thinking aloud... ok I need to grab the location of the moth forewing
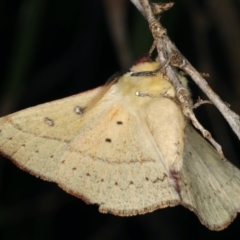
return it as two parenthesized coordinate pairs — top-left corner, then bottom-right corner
(0, 87), (102, 180)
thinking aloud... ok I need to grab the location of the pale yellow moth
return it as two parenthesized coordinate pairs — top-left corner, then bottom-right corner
(0, 56), (240, 231)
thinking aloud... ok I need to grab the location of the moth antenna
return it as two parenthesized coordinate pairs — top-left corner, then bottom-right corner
(130, 70), (157, 77)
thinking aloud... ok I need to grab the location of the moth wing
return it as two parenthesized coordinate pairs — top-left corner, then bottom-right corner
(0, 85), (180, 216)
(180, 123), (240, 230)
(56, 87), (181, 215)
(0, 86), (102, 180)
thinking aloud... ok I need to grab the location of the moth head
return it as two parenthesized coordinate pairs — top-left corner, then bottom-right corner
(118, 57), (176, 101)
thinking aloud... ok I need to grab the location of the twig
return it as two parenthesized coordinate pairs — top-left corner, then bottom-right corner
(130, 0), (240, 142)
(192, 98), (212, 109)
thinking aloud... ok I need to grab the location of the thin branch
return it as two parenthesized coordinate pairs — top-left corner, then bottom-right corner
(130, 0), (145, 15)
(130, 0), (240, 141)
(192, 98), (212, 109)
(183, 61), (240, 139)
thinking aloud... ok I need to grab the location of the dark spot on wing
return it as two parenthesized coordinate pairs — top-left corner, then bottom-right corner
(74, 106), (84, 115)
(145, 177), (149, 181)
(174, 141), (180, 146)
(44, 117), (54, 126)
(115, 182), (118, 185)
(35, 150), (39, 153)
(105, 138), (112, 143)
(72, 167), (77, 170)
(116, 121), (123, 125)
(86, 173), (90, 176)
(61, 160), (65, 164)
(153, 177), (161, 183)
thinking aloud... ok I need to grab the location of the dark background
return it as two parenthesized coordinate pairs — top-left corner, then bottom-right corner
(1, 0), (240, 239)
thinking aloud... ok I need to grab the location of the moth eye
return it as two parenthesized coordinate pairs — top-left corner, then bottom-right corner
(44, 117), (54, 126)
(74, 106), (84, 115)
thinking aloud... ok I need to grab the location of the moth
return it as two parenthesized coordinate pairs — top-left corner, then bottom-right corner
(0, 57), (240, 231)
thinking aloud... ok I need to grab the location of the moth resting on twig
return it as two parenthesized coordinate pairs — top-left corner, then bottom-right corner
(0, 57), (240, 231)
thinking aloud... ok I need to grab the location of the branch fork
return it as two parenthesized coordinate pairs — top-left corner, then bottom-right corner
(130, 0), (240, 159)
